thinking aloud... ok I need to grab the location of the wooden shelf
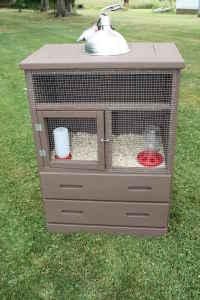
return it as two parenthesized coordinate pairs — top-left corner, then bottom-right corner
(35, 103), (171, 111)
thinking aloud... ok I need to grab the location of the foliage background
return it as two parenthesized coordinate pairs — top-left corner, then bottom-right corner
(11, 0), (176, 10)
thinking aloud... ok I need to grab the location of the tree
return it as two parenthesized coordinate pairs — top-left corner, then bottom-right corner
(40, 0), (49, 11)
(15, 0), (26, 12)
(124, 0), (129, 7)
(198, 0), (200, 17)
(56, 0), (75, 16)
(56, 0), (65, 16)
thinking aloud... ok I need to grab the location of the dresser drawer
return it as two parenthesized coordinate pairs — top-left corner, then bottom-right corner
(40, 172), (171, 202)
(44, 200), (169, 228)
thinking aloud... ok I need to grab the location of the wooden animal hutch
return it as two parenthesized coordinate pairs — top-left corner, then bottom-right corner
(20, 43), (184, 236)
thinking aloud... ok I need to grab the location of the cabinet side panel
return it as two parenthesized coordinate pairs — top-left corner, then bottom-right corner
(25, 71), (44, 168)
(168, 70), (180, 173)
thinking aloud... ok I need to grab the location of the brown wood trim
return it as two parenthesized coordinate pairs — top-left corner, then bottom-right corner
(40, 166), (171, 175)
(47, 223), (167, 236)
(39, 110), (97, 119)
(168, 70), (180, 173)
(35, 103), (171, 112)
(111, 166), (168, 174)
(36, 110), (105, 171)
(20, 44), (185, 70)
(96, 111), (105, 170)
(25, 72), (44, 168)
(36, 103), (104, 111)
(37, 111), (51, 166)
(50, 160), (100, 170)
(105, 111), (112, 170)
(29, 68), (180, 74)
(104, 110), (170, 174)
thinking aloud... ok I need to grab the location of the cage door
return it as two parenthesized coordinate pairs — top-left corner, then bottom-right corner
(37, 111), (105, 170)
(105, 111), (170, 172)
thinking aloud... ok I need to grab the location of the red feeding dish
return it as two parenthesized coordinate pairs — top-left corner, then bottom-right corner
(137, 151), (163, 167)
(55, 153), (72, 160)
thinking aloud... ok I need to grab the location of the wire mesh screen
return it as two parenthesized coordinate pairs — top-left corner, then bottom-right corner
(46, 118), (97, 161)
(30, 70), (174, 105)
(111, 111), (170, 169)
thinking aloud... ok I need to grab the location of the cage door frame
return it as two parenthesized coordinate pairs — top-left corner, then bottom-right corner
(37, 110), (105, 170)
(105, 111), (169, 174)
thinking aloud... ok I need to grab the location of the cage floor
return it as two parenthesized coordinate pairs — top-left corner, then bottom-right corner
(51, 132), (166, 168)
(112, 134), (166, 168)
(52, 132), (97, 161)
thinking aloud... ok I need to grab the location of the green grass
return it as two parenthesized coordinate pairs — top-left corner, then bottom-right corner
(77, 1), (175, 10)
(0, 5), (200, 300)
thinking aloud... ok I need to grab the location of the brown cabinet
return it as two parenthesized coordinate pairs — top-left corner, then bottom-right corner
(20, 43), (184, 236)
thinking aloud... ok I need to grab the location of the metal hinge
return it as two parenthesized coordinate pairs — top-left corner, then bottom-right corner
(35, 123), (42, 132)
(100, 138), (110, 143)
(39, 149), (46, 157)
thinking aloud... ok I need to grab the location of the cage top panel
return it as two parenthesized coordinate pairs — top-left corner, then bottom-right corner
(20, 43), (185, 71)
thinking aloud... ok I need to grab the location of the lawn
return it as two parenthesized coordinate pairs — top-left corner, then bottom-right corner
(0, 4), (200, 300)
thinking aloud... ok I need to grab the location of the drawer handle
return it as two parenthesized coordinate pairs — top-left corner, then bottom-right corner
(61, 210), (83, 214)
(128, 186), (152, 191)
(126, 212), (149, 217)
(60, 184), (83, 189)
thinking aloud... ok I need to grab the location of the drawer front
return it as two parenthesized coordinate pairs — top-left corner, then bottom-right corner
(44, 200), (169, 228)
(40, 172), (171, 202)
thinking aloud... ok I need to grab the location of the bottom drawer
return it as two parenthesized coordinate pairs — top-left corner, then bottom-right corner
(44, 200), (169, 228)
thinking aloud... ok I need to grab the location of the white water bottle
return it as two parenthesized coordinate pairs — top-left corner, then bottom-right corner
(53, 127), (70, 158)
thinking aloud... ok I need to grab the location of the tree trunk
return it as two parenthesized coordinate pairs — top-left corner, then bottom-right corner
(198, 0), (200, 17)
(56, 0), (67, 16)
(40, 0), (49, 11)
(65, 0), (76, 14)
(65, 0), (72, 15)
(56, 0), (75, 16)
